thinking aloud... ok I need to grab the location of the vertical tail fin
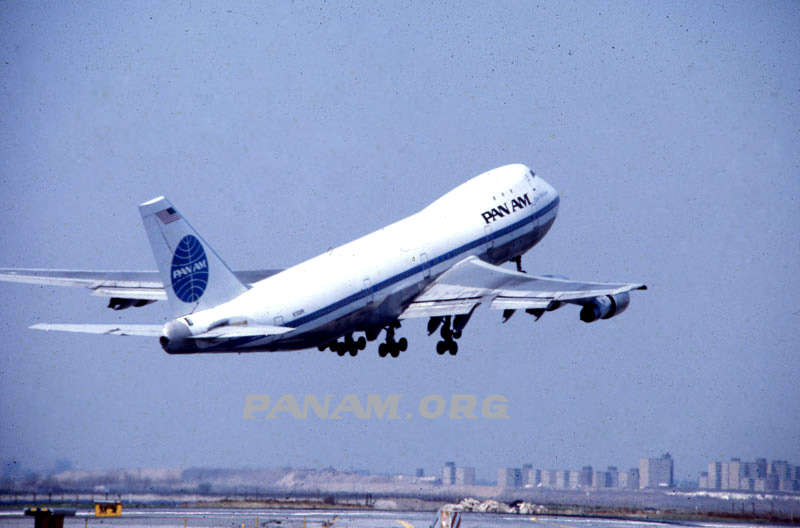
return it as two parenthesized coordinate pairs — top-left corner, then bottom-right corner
(139, 197), (247, 317)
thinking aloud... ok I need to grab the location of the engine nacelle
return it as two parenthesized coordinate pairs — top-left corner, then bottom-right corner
(108, 297), (156, 310)
(579, 292), (631, 323)
(108, 297), (136, 310)
(159, 320), (197, 354)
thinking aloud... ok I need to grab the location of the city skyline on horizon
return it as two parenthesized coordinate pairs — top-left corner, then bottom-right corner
(6, 452), (800, 488)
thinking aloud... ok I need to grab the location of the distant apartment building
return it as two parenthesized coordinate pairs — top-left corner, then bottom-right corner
(756, 458), (768, 479)
(607, 466), (620, 488)
(594, 466), (620, 489)
(442, 462), (455, 485)
(593, 470), (610, 488)
(539, 469), (554, 488)
(525, 468), (542, 487)
(568, 470), (579, 489)
(521, 464), (533, 485)
(517, 460), (658, 491)
(707, 462), (723, 489)
(728, 458), (743, 489)
(721, 461), (729, 489)
(619, 468), (639, 489)
(772, 460), (793, 480)
(578, 466), (593, 487)
(497, 467), (513, 488)
(639, 454), (674, 488)
(630, 468), (640, 488)
(555, 470), (571, 489)
(523, 464), (640, 490)
(455, 466), (475, 486)
(497, 467), (523, 488)
(699, 457), (799, 492)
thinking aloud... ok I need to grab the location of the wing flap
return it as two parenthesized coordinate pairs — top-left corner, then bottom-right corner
(399, 299), (481, 319)
(30, 323), (163, 337)
(490, 297), (553, 310)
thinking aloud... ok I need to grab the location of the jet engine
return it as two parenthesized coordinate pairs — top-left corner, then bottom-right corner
(579, 292), (630, 323)
(108, 297), (156, 310)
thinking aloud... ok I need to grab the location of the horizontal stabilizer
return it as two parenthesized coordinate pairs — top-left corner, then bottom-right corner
(30, 323), (163, 337)
(189, 325), (294, 339)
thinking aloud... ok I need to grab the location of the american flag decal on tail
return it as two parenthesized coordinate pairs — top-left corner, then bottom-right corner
(156, 207), (180, 224)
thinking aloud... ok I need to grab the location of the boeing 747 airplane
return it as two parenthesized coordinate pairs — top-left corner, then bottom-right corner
(0, 164), (646, 357)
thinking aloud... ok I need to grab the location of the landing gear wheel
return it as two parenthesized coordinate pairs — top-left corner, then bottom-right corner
(453, 329), (462, 340)
(436, 341), (447, 355)
(379, 343), (388, 358)
(357, 336), (367, 350)
(390, 345), (400, 358)
(448, 341), (458, 356)
(398, 337), (408, 352)
(348, 348), (358, 357)
(337, 348), (346, 357)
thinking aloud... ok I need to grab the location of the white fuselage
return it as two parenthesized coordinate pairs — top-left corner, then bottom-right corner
(170, 164), (559, 352)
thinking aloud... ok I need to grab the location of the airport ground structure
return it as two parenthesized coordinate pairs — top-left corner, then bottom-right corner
(2, 465), (800, 524)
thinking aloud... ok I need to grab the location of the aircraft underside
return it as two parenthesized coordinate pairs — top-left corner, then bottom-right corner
(192, 221), (553, 358)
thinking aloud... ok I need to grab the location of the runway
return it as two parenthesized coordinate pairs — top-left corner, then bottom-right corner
(0, 508), (777, 528)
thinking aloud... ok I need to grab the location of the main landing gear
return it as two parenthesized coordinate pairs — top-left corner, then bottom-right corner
(511, 255), (526, 273)
(428, 308), (476, 356)
(318, 323), (407, 359)
(318, 333), (366, 357)
(378, 321), (407, 358)
(428, 315), (461, 356)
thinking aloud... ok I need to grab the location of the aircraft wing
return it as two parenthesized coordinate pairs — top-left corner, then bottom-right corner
(30, 323), (164, 336)
(0, 269), (283, 302)
(399, 256), (646, 319)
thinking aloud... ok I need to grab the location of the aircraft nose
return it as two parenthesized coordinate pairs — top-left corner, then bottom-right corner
(160, 320), (196, 354)
(536, 177), (560, 213)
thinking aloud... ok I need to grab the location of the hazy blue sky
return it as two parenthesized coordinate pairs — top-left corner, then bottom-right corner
(1, 2), (798, 482)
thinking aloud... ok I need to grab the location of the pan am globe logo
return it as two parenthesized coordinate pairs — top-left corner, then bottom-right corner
(170, 235), (209, 302)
